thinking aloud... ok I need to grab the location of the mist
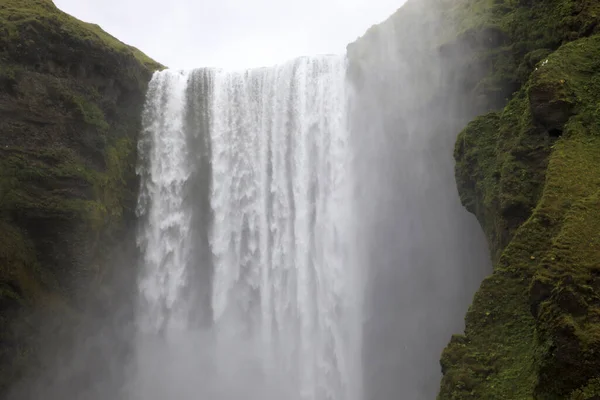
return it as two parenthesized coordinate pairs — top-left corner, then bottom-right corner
(129, 330), (301, 400)
(347, 1), (491, 398)
(5, 1), (492, 399)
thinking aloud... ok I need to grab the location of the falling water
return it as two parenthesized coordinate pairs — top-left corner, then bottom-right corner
(134, 56), (360, 400)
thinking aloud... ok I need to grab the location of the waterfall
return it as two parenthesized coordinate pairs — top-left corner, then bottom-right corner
(134, 56), (361, 400)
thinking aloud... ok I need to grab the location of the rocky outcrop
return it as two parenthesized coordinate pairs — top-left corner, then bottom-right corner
(440, 0), (600, 399)
(0, 0), (161, 393)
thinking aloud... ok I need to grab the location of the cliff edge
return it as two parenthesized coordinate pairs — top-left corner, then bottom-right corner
(0, 0), (161, 392)
(440, 0), (600, 398)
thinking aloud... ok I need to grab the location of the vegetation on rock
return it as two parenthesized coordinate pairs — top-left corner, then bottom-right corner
(0, 0), (161, 393)
(440, 0), (600, 398)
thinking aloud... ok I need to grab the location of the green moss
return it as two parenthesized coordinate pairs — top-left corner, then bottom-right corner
(0, 0), (154, 394)
(99, 138), (133, 220)
(455, 87), (552, 264)
(571, 378), (600, 400)
(1, 147), (94, 216)
(0, 140), (136, 233)
(440, 271), (537, 399)
(440, 0), (600, 108)
(454, 112), (503, 260)
(530, 132), (600, 398)
(443, 34), (600, 400)
(77, 96), (109, 130)
(534, 36), (600, 134)
(0, 137), (138, 307)
(0, 0), (164, 71)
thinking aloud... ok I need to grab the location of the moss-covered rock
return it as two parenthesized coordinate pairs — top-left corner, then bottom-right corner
(438, 0), (600, 112)
(442, 3), (600, 397)
(0, 0), (161, 393)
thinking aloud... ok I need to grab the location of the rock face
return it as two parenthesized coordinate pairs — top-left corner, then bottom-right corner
(440, 0), (600, 399)
(0, 0), (161, 394)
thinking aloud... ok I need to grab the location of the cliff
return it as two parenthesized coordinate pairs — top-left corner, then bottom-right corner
(440, 0), (600, 398)
(0, 0), (161, 393)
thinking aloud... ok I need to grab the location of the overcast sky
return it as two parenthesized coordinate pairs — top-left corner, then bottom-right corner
(53, 0), (406, 69)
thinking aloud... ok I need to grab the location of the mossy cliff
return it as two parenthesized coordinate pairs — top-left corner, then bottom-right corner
(438, 0), (600, 399)
(0, 0), (161, 393)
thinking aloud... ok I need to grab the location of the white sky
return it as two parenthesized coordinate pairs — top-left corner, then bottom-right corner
(53, 0), (407, 70)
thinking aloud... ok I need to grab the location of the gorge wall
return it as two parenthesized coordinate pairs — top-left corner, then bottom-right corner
(0, 0), (161, 396)
(438, 0), (600, 398)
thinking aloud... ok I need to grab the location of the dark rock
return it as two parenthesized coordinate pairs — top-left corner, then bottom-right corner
(528, 80), (575, 134)
(0, 0), (162, 394)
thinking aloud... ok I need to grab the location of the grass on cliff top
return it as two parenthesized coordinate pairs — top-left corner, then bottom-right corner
(0, 0), (164, 71)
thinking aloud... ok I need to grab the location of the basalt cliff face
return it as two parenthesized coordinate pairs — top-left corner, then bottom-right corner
(0, 0), (161, 394)
(349, 0), (600, 398)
